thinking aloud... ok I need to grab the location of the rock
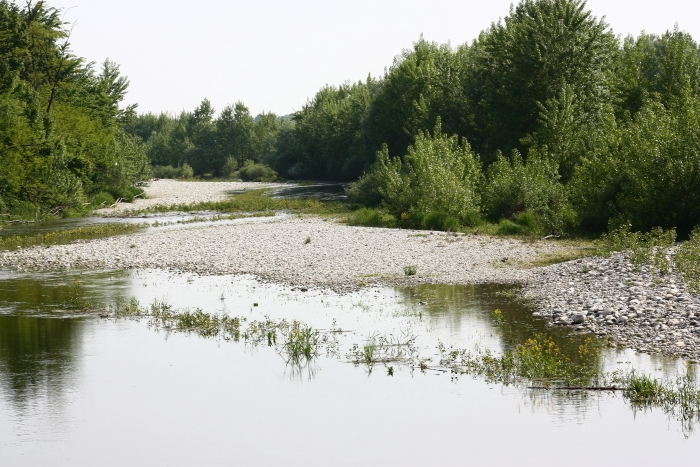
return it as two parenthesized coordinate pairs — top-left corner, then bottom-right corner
(571, 313), (586, 324)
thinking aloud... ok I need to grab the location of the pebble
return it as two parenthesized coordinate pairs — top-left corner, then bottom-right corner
(523, 252), (700, 360)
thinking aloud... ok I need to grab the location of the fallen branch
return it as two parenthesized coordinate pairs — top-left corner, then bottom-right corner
(109, 197), (123, 208)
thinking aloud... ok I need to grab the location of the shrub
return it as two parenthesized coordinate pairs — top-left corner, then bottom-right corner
(597, 223), (677, 272)
(238, 160), (277, 182)
(482, 149), (574, 234)
(675, 226), (700, 292)
(221, 157), (238, 177)
(89, 192), (115, 208)
(349, 120), (482, 230)
(152, 164), (194, 179)
(346, 208), (397, 228)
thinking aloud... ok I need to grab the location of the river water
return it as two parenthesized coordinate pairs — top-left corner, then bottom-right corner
(0, 269), (698, 466)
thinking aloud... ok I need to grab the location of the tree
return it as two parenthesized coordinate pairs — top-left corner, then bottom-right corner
(473, 0), (617, 159)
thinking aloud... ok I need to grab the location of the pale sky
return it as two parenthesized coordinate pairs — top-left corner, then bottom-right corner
(45, 0), (700, 117)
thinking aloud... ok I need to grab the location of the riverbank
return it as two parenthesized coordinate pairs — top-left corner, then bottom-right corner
(522, 253), (700, 360)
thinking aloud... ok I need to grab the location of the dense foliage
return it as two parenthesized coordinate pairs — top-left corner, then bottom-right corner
(122, 0), (700, 236)
(0, 1), (150, 218)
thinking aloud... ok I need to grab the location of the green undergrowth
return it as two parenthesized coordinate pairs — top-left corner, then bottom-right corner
(0, 223), (144, 251)
(594, 223), (700, 293)
(439, 333), (603, 387)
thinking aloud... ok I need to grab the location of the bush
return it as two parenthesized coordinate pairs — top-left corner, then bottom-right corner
(89, 192), (115, 208)
(237, 161), (277, 182)
(597, 223), (677, 272)
(152, 164), (194, 179)
(345, 166), (388, 207)
(348, 120), (482, 231)
(676, 226), (700, 292)
(496, 212), (540, 236)
(482, 149), (574, 234)
(221, 157), (238, 177)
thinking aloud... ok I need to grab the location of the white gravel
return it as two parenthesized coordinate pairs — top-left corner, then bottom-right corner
(1, 217), (565, 291)
(96, 179), (281, 215)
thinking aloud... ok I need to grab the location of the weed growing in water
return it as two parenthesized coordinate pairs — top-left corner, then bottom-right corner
(492, 309), (505, 325)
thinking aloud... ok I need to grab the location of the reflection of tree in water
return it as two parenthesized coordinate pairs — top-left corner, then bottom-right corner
(0, 316), (84, 410)
(0, 270), (131, 410)
(0, 270), (132, 313)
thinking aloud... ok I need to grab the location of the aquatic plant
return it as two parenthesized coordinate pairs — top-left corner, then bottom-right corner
(438, 334), (601, 387)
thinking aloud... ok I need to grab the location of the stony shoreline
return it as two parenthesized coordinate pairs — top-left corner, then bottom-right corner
(0, 217), (564, 292)
(522, 253), (700, 360)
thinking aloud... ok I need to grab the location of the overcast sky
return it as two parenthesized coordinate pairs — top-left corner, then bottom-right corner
(45, 0), (700, 117)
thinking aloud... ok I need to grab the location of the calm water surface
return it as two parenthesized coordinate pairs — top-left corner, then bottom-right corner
(0, 269), (698, 466)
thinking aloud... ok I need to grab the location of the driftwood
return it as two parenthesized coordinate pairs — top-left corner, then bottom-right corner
(542, 234), (562, 240)
(108, 197), (123, 208)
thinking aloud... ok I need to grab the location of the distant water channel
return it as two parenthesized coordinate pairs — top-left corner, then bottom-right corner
(0, 182), (344, 239)
(1, 269), (699, 466)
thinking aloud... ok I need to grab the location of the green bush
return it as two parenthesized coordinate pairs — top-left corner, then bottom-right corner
(89, 192), (116, 208)
(346, 208), (397, 228)
(675, 226), (700, 292)
(221, 157), (238, 177)
(349, 120), (482, 231)
(482, 149), (574, 234)
(597, 224), (677, 273)
(152, 164), (194, 179)
(238, 161), (277, 182)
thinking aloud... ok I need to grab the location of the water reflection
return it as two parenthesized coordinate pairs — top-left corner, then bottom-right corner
(0, 315), (83, 410)
(0, 269), (699, 465)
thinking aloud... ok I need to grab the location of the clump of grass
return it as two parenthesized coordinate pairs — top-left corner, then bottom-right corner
(348, 330), (417, 366)
(0, 223), (144, 251)
(404, 265), (418, 276)
(596, 223), (676, 272)
(438, 334), (602, 387)
(675, 226), (700, 292)
(305, 237), (311, 244)
(282, 321), (321, 364)
(612, 370), (700, 431)
(492, 309), (505, 325)
(109, 299), (336, 366)
(346, 207), (397, 228)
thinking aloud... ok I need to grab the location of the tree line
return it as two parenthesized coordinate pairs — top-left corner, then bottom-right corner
(124, 0), (700, 236)
(4, 0), (700, 237)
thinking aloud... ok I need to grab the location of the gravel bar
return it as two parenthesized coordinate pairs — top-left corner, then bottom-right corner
(96, 179), (281, 215)
(522, 253), (700, 360)
(1, 217), (562, 291)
